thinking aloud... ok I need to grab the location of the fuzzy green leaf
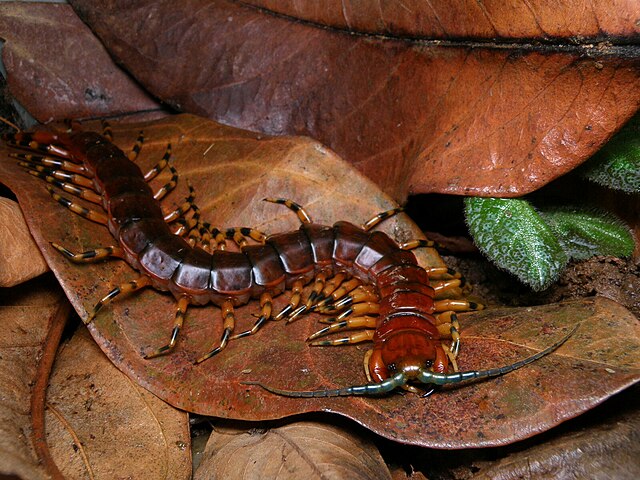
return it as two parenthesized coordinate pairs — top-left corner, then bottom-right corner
(540, 207), (635, 260)
(464, 197), (567, 291)
(581, 115), (640, 193)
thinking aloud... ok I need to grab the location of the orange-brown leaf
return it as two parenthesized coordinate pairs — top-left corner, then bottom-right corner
(195, 421), (390, 479)
(66, 0), (640, 200)
(0, 197), (48, 287)
(46, 328), (192, 479)
(2, 115), (639, 448)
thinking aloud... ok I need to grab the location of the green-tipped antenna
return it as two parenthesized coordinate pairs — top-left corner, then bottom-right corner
(242, 325), (578, 398)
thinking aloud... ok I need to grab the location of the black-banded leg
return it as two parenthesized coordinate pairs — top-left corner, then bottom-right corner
(7, 132), (72, 159)
(307, 315), (377, 345)
(144, 144), (172, 182)
(319, 301), (380, 324)
(163, 184), (196, 223)
(434, 311), (461, 371)
(152, 164), (178, 201)
(400, 239), (436, 251)
(195, 300), (236, 363)
(101, 121), (113, 142)
(145, 295), (190, 359)
(311, 272), (348, 308)
(314, 278), (363, 313)
(434, 298), (483, 313)
(361, 207), (404, 231)
(231, 292), (273, 340)
(275, 279), (304, 321)
(263, 198), (312, 224)
(432, 278), (464, 296)
(226, 227), (267, 248)
(12, 152), (87, 175)
(24, 170), (101, 204)
(45, 185), (108, 225)
(208, 227), (228, 251)
(18, 158), (93, 188)
(287, 270), (331, 321)
(86, 276), (151, 323)
(126, 130), (144, 161)
(401, 241), (468, 283)
(51, 243), (124, 263)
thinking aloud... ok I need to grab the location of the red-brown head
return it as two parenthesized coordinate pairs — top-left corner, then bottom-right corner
(368, 314), (447, 385)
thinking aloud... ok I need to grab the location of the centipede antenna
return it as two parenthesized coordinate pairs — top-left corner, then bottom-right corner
(244, 325), (578, 397)
(242, 372), (409, 398)
(417, 325), (578, 386)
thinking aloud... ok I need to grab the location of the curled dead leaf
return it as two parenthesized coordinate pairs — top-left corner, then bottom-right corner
(0, 276), (65, 480)
(0, 197), (49, 287)
(195, 421), (391, 480)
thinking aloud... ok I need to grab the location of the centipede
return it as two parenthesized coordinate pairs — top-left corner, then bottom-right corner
(4, 121), (575, 397)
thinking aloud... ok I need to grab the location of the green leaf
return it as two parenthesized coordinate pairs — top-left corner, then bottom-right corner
(581, 116), (640, 193)
(540, 207), (635, 260)
(464, 197), (567, 291)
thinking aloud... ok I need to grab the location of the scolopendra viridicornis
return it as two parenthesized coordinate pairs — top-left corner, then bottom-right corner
(4, 120), (576, 397)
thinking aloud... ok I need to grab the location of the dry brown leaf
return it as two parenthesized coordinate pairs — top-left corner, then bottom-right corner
(194, 421), (391, 480)
(472, 387), (640, 479)
(0, 2), (161, 122)
(66, 0), (640, 200)
(0, 276), (65, 480)
(1, 115), (639, 448)
(46, 327), (192, 480)
(239, 1), (640, 39)
(0, 197), (49, 287)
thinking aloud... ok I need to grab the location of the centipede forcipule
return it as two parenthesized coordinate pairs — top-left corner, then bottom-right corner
(4, 121), (576, 397)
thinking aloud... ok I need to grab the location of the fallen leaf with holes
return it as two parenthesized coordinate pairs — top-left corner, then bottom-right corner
(2, 114), (639, 448)
(65, 0), (640, 200)
(194, 421), (390, 479)
(46, 327), (191, 479)
(0, 2), (161, 121)
(0, 276), (65, 480)
(0, 197), (48, 287)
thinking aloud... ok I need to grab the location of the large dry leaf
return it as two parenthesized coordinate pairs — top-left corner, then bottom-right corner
(66, 0), (640, 200)
(46, 328), (192, 480)
(0, 197), (48, 287)
(0, 276), (66, 480)
(239, 1), (640, 38)
(2, 114), (639, 448)
(472, 386), (640, 479)
(0, 2), (161, 122)
(195, 421), (391, 479)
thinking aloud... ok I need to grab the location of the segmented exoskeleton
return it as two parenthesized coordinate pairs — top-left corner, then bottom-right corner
(5, 123), (574, 397)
